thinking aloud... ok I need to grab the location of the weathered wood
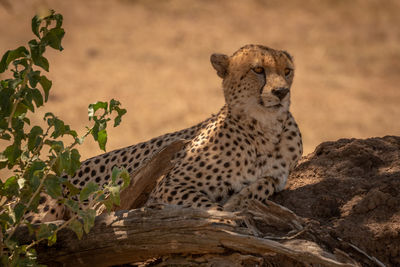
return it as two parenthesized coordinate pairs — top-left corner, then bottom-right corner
(95, 139), (188, 215)
(114, 139), (189, 211)
(20, 205), (356, 267)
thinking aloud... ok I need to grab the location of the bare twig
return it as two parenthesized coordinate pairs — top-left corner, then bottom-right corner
(337, 238), (386, 267)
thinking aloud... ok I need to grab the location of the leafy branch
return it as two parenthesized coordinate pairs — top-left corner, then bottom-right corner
(0, 10), (128, 266)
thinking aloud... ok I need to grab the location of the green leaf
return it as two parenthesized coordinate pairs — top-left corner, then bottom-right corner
(44, 111), (55, 123)
(29, 173), (41, 194)
(27, 125), (43, 150)
(78, 209), (96, 234)
(44, 139), (64, 153)
(96, 193), (106, 202)
(114, 107), (127, 127)
(111, 166), (121, 184)
(36, 223), (55, 240)
(43, 114), (76, 139)
(109, 166), (129, 189)
(67, 219), (83, 239)
(70, 149), (81, 175)
(13, 102), (28, 118)
(109, 99), (120, 111)
(54, 13), (63, 28)
(65, 199), (79, 213)
(31, 88), (44, 108)
(2, 176), (19, 196)
(0, 212), (13, 224)
(97, 129), (107, 151)
(31, 15), (41, 38)
(67, 128), (78, 138)
(63, 181), (80, 196)
(0, 46), (29, 73)
(0, 132), (11, 140)
(12, 58), (29, 69)
(53, 150), (70, 176)
(42, 28), (65, 51)
(28, 40), (49, 71)
(109, 185), (121, 206)
(14, 203), (26, 223)
(47, 233), (57, 246)
(22, 90), (35, 112)
(3, 143), (22, 166)
(0, 86), (14, 118)
(79, 181), (99, 202)
(52, 118), (66, 138)
(24, 160), (46, 191)
(0, 153), (7, 167)
(23, 117), (30, 125)
(39, 75), (52, 102)
(109, 99), (127, 127)
(120, 168), (131, 190)
(43, 174), (62, 198)
(27, 70), (40, 88)
(28, 192), (42, 212)
(91, 123), (99, 140)
(88, 101), (108, 120)
(18, 186), (34, 206)
(102, 198), (114, 212)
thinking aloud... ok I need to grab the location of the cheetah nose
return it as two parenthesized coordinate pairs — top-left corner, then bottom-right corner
(271, 87), (289, 100)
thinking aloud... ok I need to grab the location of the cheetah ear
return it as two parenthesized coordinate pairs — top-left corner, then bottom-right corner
(210, 53), (229, 79)
(282, 50), (294, 63)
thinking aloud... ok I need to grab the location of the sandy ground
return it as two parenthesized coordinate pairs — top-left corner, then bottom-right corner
(0, 0), (399, 165)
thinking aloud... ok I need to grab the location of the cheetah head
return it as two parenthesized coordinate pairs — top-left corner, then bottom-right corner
(211, 44), (294, 122)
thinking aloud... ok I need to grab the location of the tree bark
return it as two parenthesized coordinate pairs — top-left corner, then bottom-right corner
(113, 139), (189, 211)
(15, 203), (357, 267)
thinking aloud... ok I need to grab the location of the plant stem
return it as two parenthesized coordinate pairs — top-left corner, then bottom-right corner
(25, 192), (102, 251)
(6, 120), (97, 244)
(4, 157), (57, 244)
(7, 60), (32, 129)
(0, 225), (3, 257)
(31, 124), (52, 157)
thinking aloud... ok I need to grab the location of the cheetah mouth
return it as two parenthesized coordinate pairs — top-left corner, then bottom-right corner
(259, 98), (282, 108)
(268, 103), (283, 109)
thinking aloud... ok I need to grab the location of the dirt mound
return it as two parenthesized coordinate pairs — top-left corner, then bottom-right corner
(273, 136), (400, 266)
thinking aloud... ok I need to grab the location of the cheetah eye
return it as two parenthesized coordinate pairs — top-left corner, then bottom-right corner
(252, 66), (264, 74)
(284, 68), (292, 77)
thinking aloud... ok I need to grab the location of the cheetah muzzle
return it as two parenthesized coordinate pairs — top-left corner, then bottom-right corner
(30, 44), (303, 223)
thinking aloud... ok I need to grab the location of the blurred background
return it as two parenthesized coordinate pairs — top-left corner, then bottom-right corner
(0, 0), (399, 162)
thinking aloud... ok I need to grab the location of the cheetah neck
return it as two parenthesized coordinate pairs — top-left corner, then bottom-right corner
(226, 101), (289, 144)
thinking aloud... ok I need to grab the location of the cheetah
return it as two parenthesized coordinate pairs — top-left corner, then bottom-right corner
(32, 44), (302, 222)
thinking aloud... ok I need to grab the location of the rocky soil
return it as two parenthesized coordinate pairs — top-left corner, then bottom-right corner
(273, 136), (400, 266)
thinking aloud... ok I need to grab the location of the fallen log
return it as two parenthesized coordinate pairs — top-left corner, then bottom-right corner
(16, 204), (356, 267)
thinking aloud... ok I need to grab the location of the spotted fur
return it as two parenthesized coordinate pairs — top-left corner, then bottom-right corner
(30, 44), (302, 222)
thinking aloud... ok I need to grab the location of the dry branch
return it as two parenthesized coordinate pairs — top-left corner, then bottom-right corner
(114, 139), (189, 211)
(95, 139), (188, 215)
(15, 205), (357, 267)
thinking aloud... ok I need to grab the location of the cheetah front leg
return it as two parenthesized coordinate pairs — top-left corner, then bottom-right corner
(147, 181), (225, 211)
(223, 177), (277, 212)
